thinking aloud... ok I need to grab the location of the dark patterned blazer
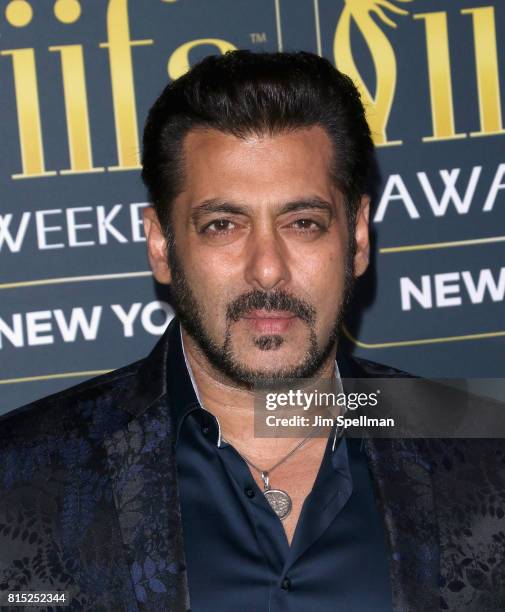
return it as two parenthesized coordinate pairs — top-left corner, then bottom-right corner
(1, 320), (505, 611)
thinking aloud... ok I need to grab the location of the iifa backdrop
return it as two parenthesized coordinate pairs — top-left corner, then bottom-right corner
(1, 0), (504, 413)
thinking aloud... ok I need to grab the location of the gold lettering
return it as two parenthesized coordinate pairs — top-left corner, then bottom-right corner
(414, 12), (466, 142)
(1, 48), (57, 179)
(168, 38), (237, 80)
(333, 0), (408, 147)
(100, 0), (153, 171)
(53, 0), (81, 24)
(49, 45), (104, 175)
(5, 0), (33, 27)
(461, 7), (504, 138)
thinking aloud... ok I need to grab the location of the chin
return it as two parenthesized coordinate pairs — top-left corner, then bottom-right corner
(232, 354), (314, 383)
(240, 342), (306, 364)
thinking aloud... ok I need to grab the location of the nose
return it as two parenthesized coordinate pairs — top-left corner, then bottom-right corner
(243, 228), (291, 291)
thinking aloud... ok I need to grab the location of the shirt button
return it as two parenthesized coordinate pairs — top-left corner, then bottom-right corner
(244, 486), (255, 498)
(281, 577), (292, 591)
(201, 424), (210, 435)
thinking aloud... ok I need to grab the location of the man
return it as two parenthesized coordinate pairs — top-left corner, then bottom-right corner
(1, 51), (504, 612)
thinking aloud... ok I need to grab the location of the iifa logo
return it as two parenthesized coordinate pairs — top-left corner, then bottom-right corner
(1, 0), (235, 179)
(334, 0), (504, 145)
(1, 0), (503, 179)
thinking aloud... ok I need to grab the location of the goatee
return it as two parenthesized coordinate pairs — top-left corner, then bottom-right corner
(167, 242), (355, 388)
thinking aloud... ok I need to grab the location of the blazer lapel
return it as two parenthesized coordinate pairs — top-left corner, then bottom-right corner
(102, 320), (190, 611)
(364, 437), (440, 612)
(103, 396), (189, 611)
(341, 353), (440, 611)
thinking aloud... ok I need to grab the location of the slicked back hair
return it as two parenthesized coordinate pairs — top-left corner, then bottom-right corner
(141, 50), (373, 241)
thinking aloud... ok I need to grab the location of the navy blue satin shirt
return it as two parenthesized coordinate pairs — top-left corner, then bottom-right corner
(167, 328), (392, 611)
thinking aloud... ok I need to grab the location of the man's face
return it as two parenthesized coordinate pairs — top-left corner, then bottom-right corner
(145, 126), (370, 386)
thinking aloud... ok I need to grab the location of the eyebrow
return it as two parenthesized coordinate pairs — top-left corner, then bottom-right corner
(190, 197), (334, 222)
(191, 200), (249, 221)
(278, 198), (333, 215)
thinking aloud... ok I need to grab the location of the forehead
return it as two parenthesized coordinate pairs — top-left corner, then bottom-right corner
(178, 126), (337, 206)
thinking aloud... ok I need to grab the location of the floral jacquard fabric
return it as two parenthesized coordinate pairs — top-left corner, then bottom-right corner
(0, 332), (189, 612)
(0, 320), (504, 611)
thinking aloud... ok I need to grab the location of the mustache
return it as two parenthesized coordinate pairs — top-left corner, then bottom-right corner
(226, 290), (316, 325)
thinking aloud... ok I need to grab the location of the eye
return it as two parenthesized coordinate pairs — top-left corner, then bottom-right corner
(201, 219), (236, 234)
(290, 218), (323, 231)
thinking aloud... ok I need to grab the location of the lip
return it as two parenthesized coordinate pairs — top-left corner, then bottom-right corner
(242, 310), (297, 320)
(241, 310), (297, 334)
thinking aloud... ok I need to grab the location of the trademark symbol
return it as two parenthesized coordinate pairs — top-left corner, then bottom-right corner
(250, 32), (267, 43)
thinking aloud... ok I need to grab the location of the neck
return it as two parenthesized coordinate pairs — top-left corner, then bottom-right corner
(180, 328), (338, 461)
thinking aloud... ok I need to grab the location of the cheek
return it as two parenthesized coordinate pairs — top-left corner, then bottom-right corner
(184, 248), (241, 313)
(294, 250), (346, 322)
(295, 244), (346, 289)
(193, 252), (236, 284)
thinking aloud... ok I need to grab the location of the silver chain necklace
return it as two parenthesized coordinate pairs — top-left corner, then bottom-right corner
(231, 421), (346, 520)
(236, 433), (317, 521)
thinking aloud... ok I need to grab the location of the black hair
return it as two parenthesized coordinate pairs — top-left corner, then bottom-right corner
(141, 50), (373, 239)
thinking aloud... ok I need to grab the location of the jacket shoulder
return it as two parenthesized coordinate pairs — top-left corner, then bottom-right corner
(0, 359), (144, 443)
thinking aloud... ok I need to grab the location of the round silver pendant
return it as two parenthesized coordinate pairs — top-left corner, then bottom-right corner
(264, 488), (292, 520)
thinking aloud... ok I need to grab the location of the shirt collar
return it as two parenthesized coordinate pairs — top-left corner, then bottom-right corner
(164, 320), (202, 445)
(180, 326), (224, 446)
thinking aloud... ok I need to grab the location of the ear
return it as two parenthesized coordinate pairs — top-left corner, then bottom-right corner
(353, 195), (370, 278)
(143, 207), (172, 284)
